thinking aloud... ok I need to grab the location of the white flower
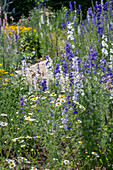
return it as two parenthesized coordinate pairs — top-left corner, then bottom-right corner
(18, 158), (23, 163)
(60, 99), (66, 103)
(53, 158), (58, 161)
(19, 140), (24, 143)
(78, 26), (81, 34)
(78, 120), (82, 123)
(28, 113), (33, 116)
(31, 167), (37, 170)
(9, 162), (16, 169)
(21, 157), (27, 162)
(50, 92), (57, 97)
(67, 35), (74, 40)
(35, 136), (40, 138)
(1, 113), (7, 116)
(91, 152), (97, 156)
(41, 96), (47, 99)
(102, 41), (108, 48)
(31, 104), (36, 108)
(102, 48), (108, 56)
(66, 136), (71, 139)
(0, 122), (8, 126)
(18, 136), (24, 139)
(63, 160), (69, 164)
(25, 117), (35, 121)
(110, 55), (113, 61)
(78, 141), (82, 144)
(71, 44), (75, 49)
(44, 91), (50, 94)
(79, 105), (85, 109)
(67, 30), (73, 35)
(59, 126), (64, 128)
(25, 136), (32, 139)
(41, 14), (44, 24)
(7, 159), (15, 164)
(12, 138), (18, 142)
(56, 102), (61, 106)
(73, 100), (79, 104)
(50, 100), (55, 104)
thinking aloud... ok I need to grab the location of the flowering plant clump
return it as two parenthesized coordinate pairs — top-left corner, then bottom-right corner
(0, 1), (113, 170)
(2, 25), (32, 35)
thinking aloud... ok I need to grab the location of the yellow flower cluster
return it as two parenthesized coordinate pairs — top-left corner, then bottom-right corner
(0, 68), (5, 74)
(2, 26), (36, 35)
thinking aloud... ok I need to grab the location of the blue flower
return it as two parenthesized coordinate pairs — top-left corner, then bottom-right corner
(69, 1), (73, 11)
(41, 79), (47, 92)
(67, 126), (71, 130)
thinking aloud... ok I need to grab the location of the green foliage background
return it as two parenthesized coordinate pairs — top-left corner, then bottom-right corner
(8, 0), (37, 22)
(45, 0), (106, 19)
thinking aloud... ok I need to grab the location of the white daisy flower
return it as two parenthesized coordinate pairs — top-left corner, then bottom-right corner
(0, 122), (8, 126)
(79, 105), (85, 109)
(56, 102), (61, 107)
(63, 160), (69, 164)
(41, 96), (47, 99)
(73, 100), (79, 105)
(78, 120), (82, 123)
(9, 162), (16, 169)
(60, 99), (66, 103)
(44, 91), (50, 94)
(35, 136), (40, 138)
(91, 152), (97, 156)
(12, 138), (18, 142)
(19, 140), (24, 143)
(66, 136), (71, 139)
(59, 126), (63, 128)
(31, 167), (37, 170)
(28, 113), (33, 116)
(8, 159), (15, 164)
(25, 136), (32, 139)
(1, 113), (7, 116)
(50, 92), (57, 97)
(18, 158), (23, 163)
(21, 157), (27, 162)
(18, 136), (24, 139)
(25, 117), (35, 121)
(31, 104), (36, 108)
(50, 100), (55, 104)
(78, 141), (82, 144)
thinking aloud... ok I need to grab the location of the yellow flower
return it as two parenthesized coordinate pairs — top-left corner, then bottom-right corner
(0, 69), (5, 73)
(10, 73), (14, 76)
(3, 83), (6, 85)
(5, 79), (8, 82)
(33, 29), (36, 32)
(0, 63), (2, 66)
(32, 48), (35, 50)
(4, 72), (8, 74)
(25, 46), (29, 50)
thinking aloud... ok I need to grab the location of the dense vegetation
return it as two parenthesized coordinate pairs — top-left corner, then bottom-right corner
(0, 0), (113, 169)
